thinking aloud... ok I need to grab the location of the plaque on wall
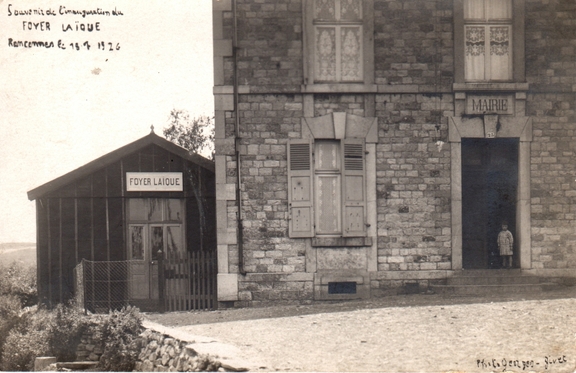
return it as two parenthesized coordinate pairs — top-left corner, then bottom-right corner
(126, 172), (183, 191)
(466, 94), (514, 115)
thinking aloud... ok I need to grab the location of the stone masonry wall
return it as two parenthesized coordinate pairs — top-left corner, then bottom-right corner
(221, 0), (303, 90)
(234, 93), (312, 305)
(374, 0), (454, 88)
(375, 94), (453, 274)
(215, 0), (576, 305)
(525, 0), (576, 270)
(74, 326), (223, 372)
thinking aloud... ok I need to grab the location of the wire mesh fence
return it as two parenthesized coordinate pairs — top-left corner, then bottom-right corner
(74, 251), (217, 313)
(74, 259), (133, 313)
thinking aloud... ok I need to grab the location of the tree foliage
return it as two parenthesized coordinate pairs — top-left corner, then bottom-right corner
(163, 109), (214, 159)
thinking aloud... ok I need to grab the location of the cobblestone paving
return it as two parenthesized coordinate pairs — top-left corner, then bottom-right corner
(147, 289), (576, 372)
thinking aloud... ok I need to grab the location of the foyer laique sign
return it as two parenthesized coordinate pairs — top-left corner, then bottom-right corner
(126, 172), (183, 191)
(466, 94), (514, 115)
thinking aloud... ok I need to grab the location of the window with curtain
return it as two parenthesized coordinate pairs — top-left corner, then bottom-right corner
(314, 0), (363, 82)
(287, 138), (367, 238)
(464, 0), (512, 81)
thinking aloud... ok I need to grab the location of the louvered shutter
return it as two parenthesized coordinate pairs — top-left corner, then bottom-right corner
(288, 139), (314, 238)
(342, 138), (366, 237)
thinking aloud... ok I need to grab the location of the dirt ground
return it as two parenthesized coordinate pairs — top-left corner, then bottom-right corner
(145, 288), (576, 372)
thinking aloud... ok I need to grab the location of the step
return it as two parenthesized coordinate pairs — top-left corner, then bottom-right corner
(448, 275), (540, 286)
(56, 361), (99, 371)
(430, 283), (561, 296)
(455, 269), (523, 277)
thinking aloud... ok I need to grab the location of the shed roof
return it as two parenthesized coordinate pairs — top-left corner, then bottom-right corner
(27, 131), (214, 201)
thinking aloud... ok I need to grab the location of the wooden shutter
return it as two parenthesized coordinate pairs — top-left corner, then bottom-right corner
(288, 139), (314, 238)
(342, 138), (366, 237)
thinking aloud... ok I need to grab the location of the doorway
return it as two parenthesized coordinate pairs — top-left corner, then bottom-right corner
(461, 138), (518, 269)
(127, 199), (185, 300)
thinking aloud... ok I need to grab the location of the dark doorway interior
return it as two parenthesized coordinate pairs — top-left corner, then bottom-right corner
(462, 138), (518, 269)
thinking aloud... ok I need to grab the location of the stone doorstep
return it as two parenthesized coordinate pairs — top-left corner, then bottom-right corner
(55, 361), (99, 371)
(430, 283), (565, 296)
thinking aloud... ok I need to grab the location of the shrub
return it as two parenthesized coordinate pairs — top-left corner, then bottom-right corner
(0, 307), (51, 371)
(0, 294), (24, 364)
(46, 303), (88, 362)
(0, 260), (37, 363)
(0, 261), (37, 307)
(0, 303), (89, 371)
(95, 306), (143, 372)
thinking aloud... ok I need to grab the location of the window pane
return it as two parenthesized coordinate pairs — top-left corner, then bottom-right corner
(166, 225), (183, 254)
(129, 226), (144, 260)
(315, 0), (336, 20)
(340, 27), (362, 81)
(489, 26), (511, 80)
(148, 198), (163, 221)
(340, 0), (362, 21)
(486, 0), (511, 20)
(464, 0), (484, 20)
(151, 226), (164, 261)
(465, 26), (486, 81)
(315, 141), (341, 171)
(128, 199), (147, 221)
(316, 175), (341, 233)
(315, 27), (337, 81)
(165, 199), (183, 221)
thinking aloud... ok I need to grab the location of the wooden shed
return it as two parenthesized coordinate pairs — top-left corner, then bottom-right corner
(27, 130), (216, 311)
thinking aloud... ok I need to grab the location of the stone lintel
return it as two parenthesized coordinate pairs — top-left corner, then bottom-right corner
(301, 83), (377, 93)
(212, 85), (250, 94)
(311, 237), (372, 247)
(370, 270), (453, 281)
(453, 83), (530, 91)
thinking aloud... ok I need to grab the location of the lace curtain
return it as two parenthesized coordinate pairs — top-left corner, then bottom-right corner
(464, 0), (512, 81)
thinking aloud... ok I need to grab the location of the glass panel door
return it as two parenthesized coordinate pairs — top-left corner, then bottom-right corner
(149, 225), (164, 299)
(128, 225), (148, 299)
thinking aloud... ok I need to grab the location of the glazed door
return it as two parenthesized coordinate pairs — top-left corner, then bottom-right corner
(127, 198), (185, 301)
(127, 224), (163, 300)
(128, 224), (149, 299)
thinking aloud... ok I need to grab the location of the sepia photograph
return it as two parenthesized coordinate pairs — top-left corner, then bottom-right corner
(1, 0), (576, 371)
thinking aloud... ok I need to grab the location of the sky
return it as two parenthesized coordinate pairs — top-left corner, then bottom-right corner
(0, 0), (214, 243)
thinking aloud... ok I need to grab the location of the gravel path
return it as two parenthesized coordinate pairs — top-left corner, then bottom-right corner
(146, 290), (576, 372)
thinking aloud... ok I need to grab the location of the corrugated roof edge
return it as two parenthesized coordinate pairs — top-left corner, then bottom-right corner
(27, 132), (215, 201)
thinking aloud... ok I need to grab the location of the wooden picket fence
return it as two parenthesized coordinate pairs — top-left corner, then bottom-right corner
(160, 250), (217, 312)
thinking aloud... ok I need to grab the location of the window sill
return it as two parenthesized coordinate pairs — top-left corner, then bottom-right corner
(301, 84), (377, 94)
(312, 237), (373, 247)
(453, 83), (529, 92)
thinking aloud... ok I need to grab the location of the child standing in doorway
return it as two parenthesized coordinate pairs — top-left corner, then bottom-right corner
(498, 222), (514, 268)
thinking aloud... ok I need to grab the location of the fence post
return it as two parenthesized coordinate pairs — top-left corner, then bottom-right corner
(158, 250), (165, 313)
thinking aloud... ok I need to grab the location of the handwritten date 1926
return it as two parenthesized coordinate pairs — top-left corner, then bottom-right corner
(477, 355), (567, 371)
(56, 40), (120, 51)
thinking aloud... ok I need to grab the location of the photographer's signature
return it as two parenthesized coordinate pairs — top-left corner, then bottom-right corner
(477, 355), (567, 371)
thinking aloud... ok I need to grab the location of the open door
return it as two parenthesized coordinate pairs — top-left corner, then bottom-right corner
(462, 138), (518, 269)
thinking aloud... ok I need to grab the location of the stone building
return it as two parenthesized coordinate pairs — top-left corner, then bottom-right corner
(212, 0), (576, 306)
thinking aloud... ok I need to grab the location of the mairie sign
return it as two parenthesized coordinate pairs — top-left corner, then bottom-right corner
(466, 94), (514, 115)
(126, 172), (183, 192)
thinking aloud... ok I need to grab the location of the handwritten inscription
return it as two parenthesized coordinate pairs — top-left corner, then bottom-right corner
(477, 355), (567, 371)
(6, 4), (123, 51)
(7, 5), (123, 17)
(8, 39), (120, 50)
